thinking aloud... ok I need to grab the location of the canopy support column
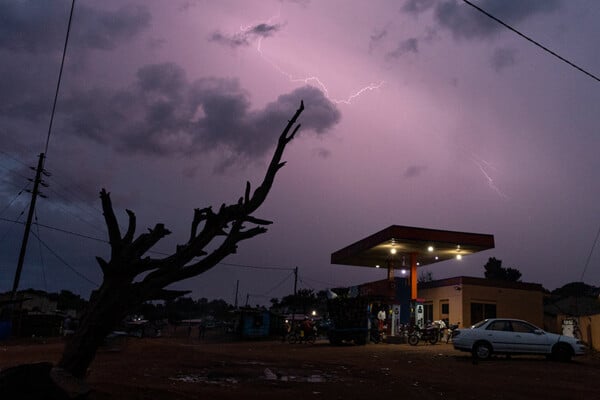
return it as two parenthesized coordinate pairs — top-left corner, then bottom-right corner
(410, 252), (417, 300)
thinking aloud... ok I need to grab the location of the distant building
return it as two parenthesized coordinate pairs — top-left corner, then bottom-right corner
(0, 289), (58, 314)
(0, 290), (68, 338)
(419, 276), (545, 328)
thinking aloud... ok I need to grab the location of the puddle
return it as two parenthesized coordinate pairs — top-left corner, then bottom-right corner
(169, 365), (335, 385)
(263, 367), (332, 382)
(169, 374), (239, 385)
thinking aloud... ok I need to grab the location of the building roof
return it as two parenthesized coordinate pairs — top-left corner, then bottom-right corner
(418, 276), (545, 292)
(331, 225), (494, 269)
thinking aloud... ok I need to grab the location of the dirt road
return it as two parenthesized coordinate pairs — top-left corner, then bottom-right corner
(1, 336), (598, 399)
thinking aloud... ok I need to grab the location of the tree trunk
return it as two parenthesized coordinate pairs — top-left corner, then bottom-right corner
(57, 281), (134, 378)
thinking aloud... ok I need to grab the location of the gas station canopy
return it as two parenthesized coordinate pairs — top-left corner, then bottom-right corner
(331, 225), (495, 269)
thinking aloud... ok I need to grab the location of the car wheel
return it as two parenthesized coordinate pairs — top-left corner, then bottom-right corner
(551, 344), (572, 362)
(408, 334), (419, 346)
(472, 342), (492, 360)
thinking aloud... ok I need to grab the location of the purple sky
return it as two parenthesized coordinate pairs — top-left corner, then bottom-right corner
(1, 0), (599, 305)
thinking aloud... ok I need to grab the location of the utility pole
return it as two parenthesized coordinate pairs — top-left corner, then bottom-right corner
(11, 153), (48, 301)
(291, 266), (298, 328)
(234, 280), (239, 308)
(293, 266), (298, 296)
(245, 293), (250, 307)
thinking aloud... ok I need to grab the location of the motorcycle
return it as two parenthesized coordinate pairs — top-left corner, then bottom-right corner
(408, 324), (440, 346)
(445, 323), (459, 343)
(287, 326), (317, 344)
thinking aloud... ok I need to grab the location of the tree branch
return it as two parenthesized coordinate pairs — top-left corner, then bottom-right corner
(96, 101), (304, 305)
(99, 189), (122, 257)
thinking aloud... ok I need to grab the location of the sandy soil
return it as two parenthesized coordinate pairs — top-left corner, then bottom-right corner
(1, 335), (599, 399)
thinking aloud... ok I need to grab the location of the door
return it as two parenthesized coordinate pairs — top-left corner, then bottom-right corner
(483, 319), (514, 352)
(509, 320), (552, 353)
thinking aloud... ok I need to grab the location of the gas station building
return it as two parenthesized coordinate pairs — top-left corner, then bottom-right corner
(331, 225), (545, 333)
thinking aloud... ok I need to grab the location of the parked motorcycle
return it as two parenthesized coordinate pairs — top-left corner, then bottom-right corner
(408, 324), (440, 346)
(287, 326), (317, 344)
(445, 323), (459, 343)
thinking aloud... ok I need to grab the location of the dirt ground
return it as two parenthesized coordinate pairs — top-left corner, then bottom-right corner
(1, 334), (599, 400)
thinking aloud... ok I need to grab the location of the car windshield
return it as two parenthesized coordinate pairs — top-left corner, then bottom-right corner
(471, 320), (488, 329)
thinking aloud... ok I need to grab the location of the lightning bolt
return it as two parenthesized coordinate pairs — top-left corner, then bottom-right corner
(471, 155), (509, 199)
(239, 8), (384, 105)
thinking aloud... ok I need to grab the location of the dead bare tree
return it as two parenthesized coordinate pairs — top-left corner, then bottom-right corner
(57, 101), (305, 379)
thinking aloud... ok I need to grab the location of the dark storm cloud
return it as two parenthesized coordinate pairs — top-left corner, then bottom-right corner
(433, 0), (561, 40)
(0, 1), (150, 53)
(491, 47), (517, 72)
(58, 63), (341, 165)
(209, 23), (283, 48)
(386, 37), (419, 59)
(208, 32), (250, 48)
(250, 23), (280, 37)
(402, 0), (435, 15)
(74, 4), (151, 50)
(0, 1), (151, 148)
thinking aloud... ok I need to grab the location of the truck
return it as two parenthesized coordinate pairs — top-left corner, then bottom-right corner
(326, 296), (370, 345)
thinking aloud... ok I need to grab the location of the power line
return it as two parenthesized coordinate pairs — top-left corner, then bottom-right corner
(258, 271), (294, 297)
(300, 275), (338, 288)
(0, 162), (31, 182)
(0, 150), (30, 169)
(0, 207), (28, 246)
(219, 261), (295, 271)
(580, 223), (600, 281)
(30, 229), (99, 287)
(34, 210), (48, 292)
(41, 185), (106, 235)
(3, 213), (342, 292)
(44, 0), (76, 154)
(0, 183), (31, 218)
(0, 217), (107, 244)
(462, 0), (600, 83)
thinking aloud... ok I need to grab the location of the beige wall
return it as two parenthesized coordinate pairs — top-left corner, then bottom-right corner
(579, 314), (600, 351)
(419, 286), (464, 327)
(420, 283), (544, 328)
(546, 314), (600, 351)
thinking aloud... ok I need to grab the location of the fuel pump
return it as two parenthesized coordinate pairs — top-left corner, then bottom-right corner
(410, 299), (424, 329)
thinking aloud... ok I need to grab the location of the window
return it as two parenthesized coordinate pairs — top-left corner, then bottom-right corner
(487, 320), (510, 331)
(441, 303), (449, 315)
(424, 303), (433, 323)
(470, 302), (496, 325)
(511, 321), (536, 333)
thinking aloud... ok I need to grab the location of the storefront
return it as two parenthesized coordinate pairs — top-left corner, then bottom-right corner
(418, 276), (545, 328)
(331, 225), (495, 333)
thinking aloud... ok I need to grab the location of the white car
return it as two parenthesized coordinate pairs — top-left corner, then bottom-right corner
(452, 318), (587, 361)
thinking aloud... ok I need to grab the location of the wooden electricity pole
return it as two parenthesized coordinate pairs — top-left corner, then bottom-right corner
(11, 153), (47, 301)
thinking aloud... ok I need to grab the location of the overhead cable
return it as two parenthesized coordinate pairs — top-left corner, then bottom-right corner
(580, 224), (600, 281)
(30, 229), (99, 287)
(44, 0), (76, 154)
(463, 0), (599, 82)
